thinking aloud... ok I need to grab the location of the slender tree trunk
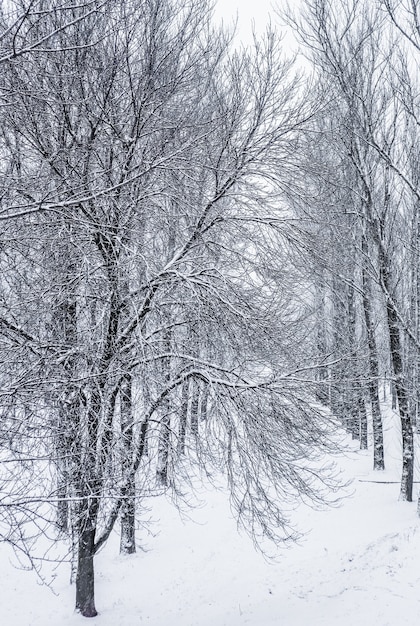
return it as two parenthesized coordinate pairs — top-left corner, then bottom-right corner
(314, 279), (329, 405)
(55, 290), (78, 532)
(346, 278), (362, 442)
(391, 380), (397, 410)
(120, 374), (136, 554)
(386, 299), (414, 501)
(119, 484), (136, 555)
(157, 326), (172, 486)
(56, 388), (80, 534)
(178, 378), (189, 455)
(56, 408), (70, 534)
(358, 390), (368, 450)
(200, 385), (209, 423)
(157, 407), (171, 485)
(141, 379), (150, 458)
(70, 512), (78, 584)
(361, 229), (385, 469)
(190, 379), (200, 436)
(156, 216), (176, 485)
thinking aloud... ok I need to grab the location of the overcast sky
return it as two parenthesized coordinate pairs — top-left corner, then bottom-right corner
(213, 0), (303, 58)
(214, 0), (275, 41)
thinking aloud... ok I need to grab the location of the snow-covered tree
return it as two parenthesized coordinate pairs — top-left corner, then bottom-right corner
(0, 0), (346, 617)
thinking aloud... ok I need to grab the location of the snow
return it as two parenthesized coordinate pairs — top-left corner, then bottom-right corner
(1, 400), (420, 625)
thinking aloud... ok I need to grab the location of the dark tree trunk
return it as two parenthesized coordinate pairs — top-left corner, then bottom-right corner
(55, 293), (78, 533)
(120, 489), (136, 555)
(157, 313), (174, 486)
(74, 390), (101, 616)
(56, 393), (80, 534)
(373, 173), (414, 497)
(358, 391), (368, 450)
(386, 300), (414, 501)
(200, 384), (209, 423)
(190, 379), (200, 436)
(370, 381), (385, 470)
(157, 409), (171, 485)
(157, 380), (171, 485)
(141, 378), (151, 457)
(120, 375), (136, 554)
(75, 520), (97, 617)
(391, 381), (397, 410)
(178, 378), (189, 455)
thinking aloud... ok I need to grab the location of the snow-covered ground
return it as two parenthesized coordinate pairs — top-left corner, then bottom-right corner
(1, 400), (420, 625)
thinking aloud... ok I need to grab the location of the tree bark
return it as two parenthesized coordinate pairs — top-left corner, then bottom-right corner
(177, 378), (189, 455)
(157, 329), (172, 486)
(361, 228), (385, 470)
(75, 516), (98, 617)
(314, 278), (329, 405)
(120, 374), (136, 554)
(358, 390), (368, 450)
(386, 299), (414, 501)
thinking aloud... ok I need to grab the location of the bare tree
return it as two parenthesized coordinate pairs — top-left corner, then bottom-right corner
(290, 0), (420, 497)
(0, 0), (346, 618)
(0, 0), (107, 65)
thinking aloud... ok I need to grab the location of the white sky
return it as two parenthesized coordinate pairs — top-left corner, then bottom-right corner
(214, 0), (276, 41)
(214, 0), (301, 57)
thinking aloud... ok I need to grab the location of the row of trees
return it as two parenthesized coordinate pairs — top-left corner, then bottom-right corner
(0, 0), (344, 618)
(2, 0), (420, 618)
(287, 0), (420, 501)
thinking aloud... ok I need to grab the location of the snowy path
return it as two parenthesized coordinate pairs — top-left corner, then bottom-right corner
(1, 428), (420, 625)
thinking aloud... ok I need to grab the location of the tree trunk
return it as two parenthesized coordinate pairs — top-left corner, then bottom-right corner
(200, 385), (209, 423)
(346, 279), (360, 441)
(56, 411), (69, 533)
(120, 375), (136, 554)
(157, 388), (171, 485)
(55, 293), (78, 533)
(370, 386), (384, 470)
(358, 391), (368, 450)
(361, 229), (385, 470)
(157, 409), (171, 486)
(119, 484), (136, 555)
(386, 301), (414, 501)
(75, 520), (97, 617)
(314, 279), (329, 405)
(190, 379), (200, 436)
(74, 388), (101, 616)
(391, 380), (397, 410)
(177, 378), (189, 455)
(157, 335), (172, 486)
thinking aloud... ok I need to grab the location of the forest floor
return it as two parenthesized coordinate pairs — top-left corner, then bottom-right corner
(1, 398), (420, 625)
